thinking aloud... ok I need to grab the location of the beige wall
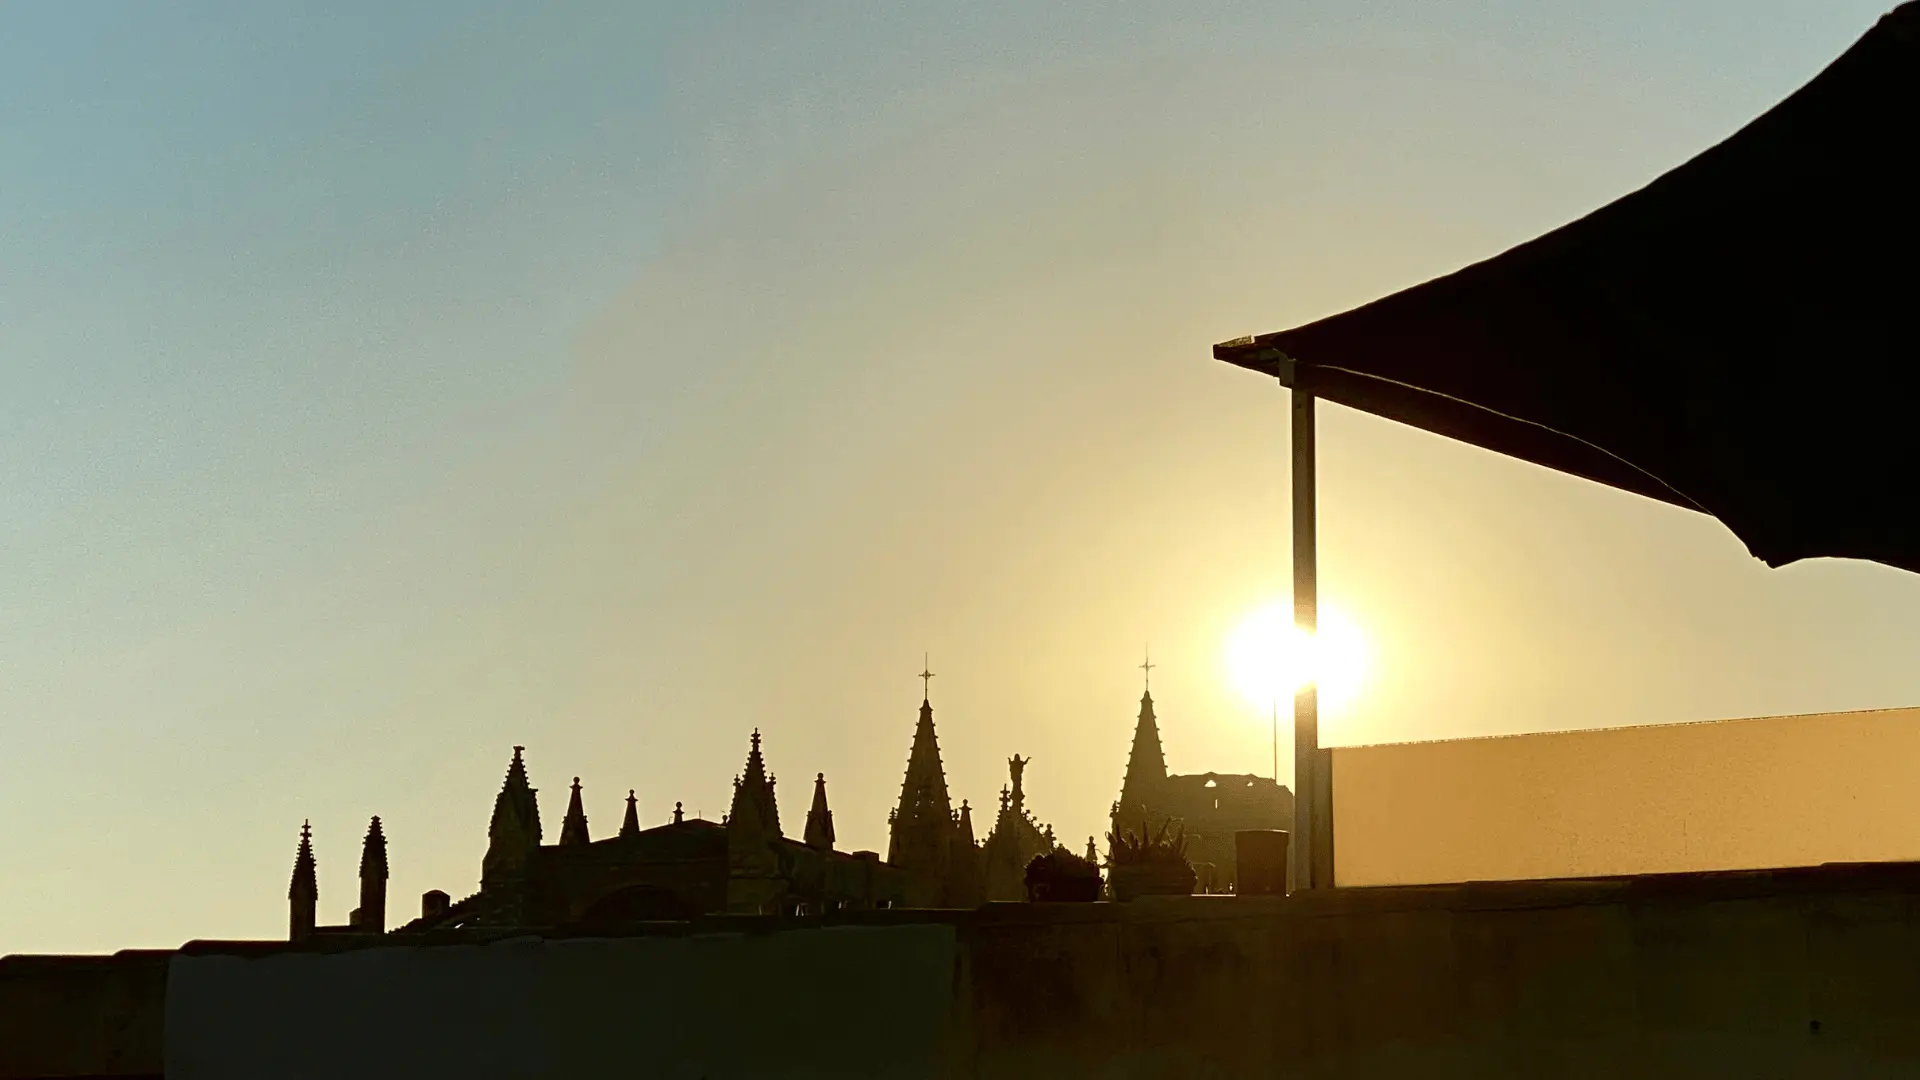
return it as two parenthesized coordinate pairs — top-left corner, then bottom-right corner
(1333, 707), (1920, 886)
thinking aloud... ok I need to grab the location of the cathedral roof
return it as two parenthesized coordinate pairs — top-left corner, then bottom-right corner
(548, 817), (728, 864)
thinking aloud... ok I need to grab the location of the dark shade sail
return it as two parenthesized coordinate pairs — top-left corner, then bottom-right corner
(1216, 3), (1920, 573)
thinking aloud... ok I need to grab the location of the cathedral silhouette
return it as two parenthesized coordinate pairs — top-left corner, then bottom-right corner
(284, 669), (1288, 937)
(1112, 688), (1292, 893)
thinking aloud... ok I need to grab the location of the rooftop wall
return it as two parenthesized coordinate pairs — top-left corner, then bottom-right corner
(0, 949), (166, 1080)
(1332, 706), (1920, 885)
(157, 862), (1920, 1079)
(166, 923), (959, 1080)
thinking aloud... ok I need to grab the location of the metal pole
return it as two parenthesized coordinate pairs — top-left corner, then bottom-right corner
(1290, 389), (1320, 890)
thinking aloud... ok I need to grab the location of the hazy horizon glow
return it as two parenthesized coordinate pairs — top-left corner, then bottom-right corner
(1, 1), (1909, 954)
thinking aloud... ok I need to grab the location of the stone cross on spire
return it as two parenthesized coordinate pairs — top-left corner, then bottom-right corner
(1140, 646), (1156, 692)
(919, 655), (935, 702)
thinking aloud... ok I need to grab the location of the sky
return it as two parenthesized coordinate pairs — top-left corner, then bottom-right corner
(0, 0), (1907, 954)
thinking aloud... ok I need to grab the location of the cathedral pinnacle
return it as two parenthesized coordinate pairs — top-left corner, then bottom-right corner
(731, 729), (781, 836)
(483, 744), (543, 888)
(289, 821), (317, 899)
(560, 777), (591, 846)
(1115, 675), (1168, 828)
(887, 678), (962, 906)
(359, 816), (388, 881)
(492, 746), (541, 841)
(805, 772), (835, 851)
(288, 820), (317, 941)
(357, 815), (389, 933)
(620, 789), (640, 838)
(892, 685), (954, 839)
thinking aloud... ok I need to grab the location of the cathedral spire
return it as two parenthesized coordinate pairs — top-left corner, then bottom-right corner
(483, 745), (543, 888)
(888, 681), (958, 905)
(730, 729), (781, 836)
(491, 746), (542, 843)
(725, 731), (787, 914)
(893, 695), (954, 826)
(947, 799), (985, 908)
(288, 820), (317, 942)
(620, 789), (640, 838)
(357, 816), (388, 933)
(1116, 682), (1168, 825)
(560, 777), (591, 846)
(804, 773), (835, 851)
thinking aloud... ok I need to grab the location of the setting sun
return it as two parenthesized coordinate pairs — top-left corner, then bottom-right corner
(1225, 601), (1368, 714)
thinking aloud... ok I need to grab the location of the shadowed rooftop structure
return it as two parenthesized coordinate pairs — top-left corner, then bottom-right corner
(1217, 2), (1920, 573)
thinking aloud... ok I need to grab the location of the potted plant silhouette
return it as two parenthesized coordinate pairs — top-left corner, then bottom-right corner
(1105, 820), (1196, 901)
(1024, 848), (1102, 902)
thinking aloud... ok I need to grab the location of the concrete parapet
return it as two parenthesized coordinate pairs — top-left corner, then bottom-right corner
(18, 861), (1920, 1076)
(0, 949), (167, 1080)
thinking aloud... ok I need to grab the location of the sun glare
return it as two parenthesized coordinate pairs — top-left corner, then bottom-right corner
(1225, 601), (1368, 714)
